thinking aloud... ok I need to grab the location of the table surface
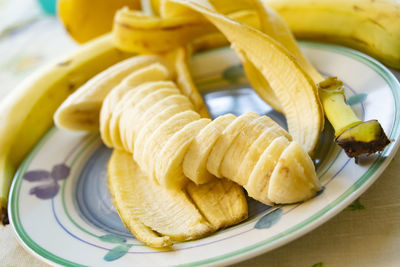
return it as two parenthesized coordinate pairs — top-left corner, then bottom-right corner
(1, 1), (400, 266)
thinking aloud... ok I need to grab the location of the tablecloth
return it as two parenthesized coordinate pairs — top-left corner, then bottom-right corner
(1, 0), (400, 266)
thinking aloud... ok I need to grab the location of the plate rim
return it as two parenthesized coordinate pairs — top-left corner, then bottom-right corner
(8, 42), (400, 267)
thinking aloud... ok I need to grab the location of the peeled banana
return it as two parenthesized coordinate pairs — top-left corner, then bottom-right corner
(98, 56), (320, 205)
(0, 34), (132, 224)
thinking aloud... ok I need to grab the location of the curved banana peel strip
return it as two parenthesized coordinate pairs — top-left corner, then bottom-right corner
(107, 150), (213, 247)
(169, 0), (323, 154)
(113, 8), (216, 54)
(165, 47), (210, 117)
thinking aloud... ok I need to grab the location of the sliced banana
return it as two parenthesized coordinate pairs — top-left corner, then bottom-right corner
(100, 63), (172, 147)
(122, 87), (182, 152)
(133, 96), (195, 167)
(183, 114), (236, 184)
(237, 121), (292, 184)
(268, 141), (321, 203)
(207, 112), (259, 178)
(141, 110), (200, 181)
(244, 136), (290, 205)
(156, 118), (211, 189)
(220, 115), (280, 185)
(109, 82), (179, 150)
(117, 81), (180, 151)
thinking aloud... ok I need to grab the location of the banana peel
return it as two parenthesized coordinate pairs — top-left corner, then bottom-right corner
(108, 149), (248, 248)
(113, 8), (216, 54)
(107, 150), (211, 248)
(169, 0), (323, 154)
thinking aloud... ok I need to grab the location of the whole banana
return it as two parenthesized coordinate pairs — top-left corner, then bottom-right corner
(264, 0), (400, 69)
(0, 34), (132, 224)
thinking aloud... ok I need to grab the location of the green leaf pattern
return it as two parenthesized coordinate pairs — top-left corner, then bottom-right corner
(346, 198), (365, 211)
(99, 234), (133, 262)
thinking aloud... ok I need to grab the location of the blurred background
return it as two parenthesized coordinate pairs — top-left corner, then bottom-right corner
(0, 0), (74, 100)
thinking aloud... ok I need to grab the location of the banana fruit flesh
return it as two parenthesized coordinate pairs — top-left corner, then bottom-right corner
(182, 114), (236, 185)
(264, 0), (400, 70)
(98, 56), (320, 204)
(0, 34), (132, 224)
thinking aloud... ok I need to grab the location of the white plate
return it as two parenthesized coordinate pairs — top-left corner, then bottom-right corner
(9, 43), (400, 266)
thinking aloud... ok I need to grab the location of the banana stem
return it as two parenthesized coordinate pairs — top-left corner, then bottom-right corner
(318, 77), (390, 160)
(0, 157), (13, 225)
(318, 77), (362, 136)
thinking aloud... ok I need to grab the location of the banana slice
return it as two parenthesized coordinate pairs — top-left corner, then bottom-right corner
(117, 81), (179, 151)
(141, 110), (200, 181)
(108, 150), (213, 246)
(187, 179), (248, 229)
(100, 63), (172, 147)
(268, 141), (321, 203)
(183, 114), (236, 184)
(207, 112), (259, 178)
(237, 123), (291, 183)
(117, 82), (179, 150)
(156, 118), (211, 189)
(55, 55), (164, 131)
(133, 96), (195, 167)
(220, 115), (280, 185)
(120, 87), (182, 152)
(244, 136), (290, 205)
(109, 81), (179, 150)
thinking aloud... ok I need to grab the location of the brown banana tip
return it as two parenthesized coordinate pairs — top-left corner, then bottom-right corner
(335, 127), (391, 160)
(1, 207), (9, 226)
